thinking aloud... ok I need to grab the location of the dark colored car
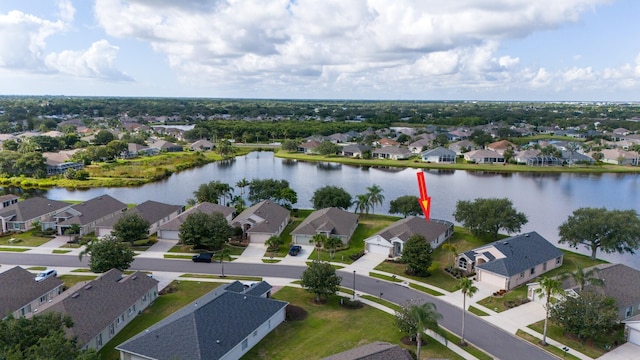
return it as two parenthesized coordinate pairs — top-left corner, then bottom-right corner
(192, 253), (214, 263)
(288, 245), (302, 256)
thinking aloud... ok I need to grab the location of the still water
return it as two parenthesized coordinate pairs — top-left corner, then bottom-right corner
(44, 152), (640, 268)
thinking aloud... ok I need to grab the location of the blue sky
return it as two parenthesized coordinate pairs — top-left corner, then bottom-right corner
(0, 0), (638, 101)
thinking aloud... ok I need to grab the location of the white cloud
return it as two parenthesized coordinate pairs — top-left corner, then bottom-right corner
(45, 40), (132, 81)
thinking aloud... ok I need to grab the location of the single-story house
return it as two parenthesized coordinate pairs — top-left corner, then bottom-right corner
(0, 197), (72, 233)
(190, 139), (214, 151)
(149, 139), (183, 152)
(157, 202), (235, 240)
(421, 147), (456, 163)
(291, 207), (359, 246)
(448, 140), (475, 155)
(298, 140), (322, 154)
(0, 266), (64, 319)
(116, 281), (288, 360)
(341, 144), (370, 158)
(42, 150), (84, 175)
(623, 315), (640, 346)
(94, 200), (184, 238)
(37, 269), (158, 351)
(122, 143), (158, 158)
(365, 217), (454, 257)
(321, 341), (413, 360)
(599, 149), (639, 166)
(371, 146), (412, 160)
(464, 149), (505, 164)
(55, 195), (127, 236)
(231, 200), (290, 243)
(408, 137), (434, 154)
(487, 140), (517, 155)
(456, 232), (563, 290)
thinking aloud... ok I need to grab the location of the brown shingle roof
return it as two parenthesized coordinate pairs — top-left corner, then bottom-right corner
(158, 202), (234, 231)
(291, 207), (358, 237)
(94, 200), (183, 228)
(232, 200), (290, 234)
(322, 341), (413, 360)
(374, 216), (450, 243)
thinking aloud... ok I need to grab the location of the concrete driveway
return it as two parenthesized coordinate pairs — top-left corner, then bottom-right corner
(597, 342), (640, 360)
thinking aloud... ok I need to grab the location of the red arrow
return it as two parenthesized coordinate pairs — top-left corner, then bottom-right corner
(416, 172), (431, 221)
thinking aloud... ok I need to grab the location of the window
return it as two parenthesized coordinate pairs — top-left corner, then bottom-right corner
(242, 339), (248, 350)
(109, 323), (115, 336)
(543, 263), (547, 271)
(253, 330), (258, 337)
(519, 272), (524, 278)
(40, 295), (48, 303)
(458, 258), (467, 270)
(128, 307), (133, 316)
(117, 314), (124, 326)
(143, 294), (147, 302)
(13, 223), (19, 230)
(97, 334), (102, 347)
(530, 267), (535, 275)
(556, 256), (562, 265)
(626, 307), (633, 318)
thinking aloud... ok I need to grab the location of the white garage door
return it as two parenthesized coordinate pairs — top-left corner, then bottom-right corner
(629, 327), (640, 346)
(478, 270), (507, 289)
(367, 243), (390, 256)
(158, 230), (180, 240)
(250, 233), (270, 243)
(96, 228), (112, 238)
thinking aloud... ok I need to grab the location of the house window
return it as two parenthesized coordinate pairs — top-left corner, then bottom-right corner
(242, 339), (248, 350)
(253, 330), (258, 337)
(97, 334), (102, 347)
(109, 323), (115, 336)
(40, 295), (48, 303)
(128, 307), (133, 316)
(13, 223), (19, 230)
(117, 314), (124, 326)
(143, 294), (147, 302)
(556, 256), (562, 264)
(530, 268), (535, 275)
(626, 307), (633, 318)
(458, 258), (467, 270)
(519, 272), (524, 278)
(543, 263), (547, 271)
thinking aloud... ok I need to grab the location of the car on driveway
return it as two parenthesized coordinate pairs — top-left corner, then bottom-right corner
(288, 245), (302, 256)
(35, 269), (57, 282)
(192, 253), (214, 263)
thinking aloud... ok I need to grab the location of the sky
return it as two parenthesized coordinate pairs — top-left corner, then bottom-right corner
(0, 0), (638, 101)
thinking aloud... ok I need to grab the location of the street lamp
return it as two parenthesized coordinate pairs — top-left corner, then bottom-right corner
(562, 346), (569, 358)
(352, 270), (356, 300)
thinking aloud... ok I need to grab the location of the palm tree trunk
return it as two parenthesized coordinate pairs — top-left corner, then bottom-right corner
(461, 292), (467, 345)
(416, 332), (422, 360)
(543, 292), (550, 345)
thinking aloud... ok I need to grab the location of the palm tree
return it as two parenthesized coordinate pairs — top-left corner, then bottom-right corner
(442, 242), (457, 269)
(218, 248), (231, 278)
(534, 277), (563, 345)
(324, 236), (342, 260)
(566, 142), (581, 165)
(396, 301), (443, 360)
(366, 184), (385, 215)
(354, 194), (371, 215)
(310, 233), (327, 260)
(236, 178), (250, 197)
(458, 277), (478, 346)
(561, 265), (603, 292)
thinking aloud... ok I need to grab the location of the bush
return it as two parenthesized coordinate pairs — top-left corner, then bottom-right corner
(349, 250), (365, 261)
(341, 298), (364, 309)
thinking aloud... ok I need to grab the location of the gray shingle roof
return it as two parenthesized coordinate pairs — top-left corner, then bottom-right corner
(0, 266), (63, 318)
(94, 200), (183, 228)
(421, 146), (456, 157)
(157, 202), (234, 231)
(232, 200), (290, 234)
(58, 195), (127, 226)
(374, 216), (451, 243)
(116, 282), (287, 360)
(40, 269), (158, 347)
(322, 341), (413, 360)
(584, 264), (640, 310)
(291, 207), (358, 237)
(474, 232), (562, 277)
(0, 197), (71, 223)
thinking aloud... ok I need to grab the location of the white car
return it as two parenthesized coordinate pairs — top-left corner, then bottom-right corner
(35, 269), (57, 282)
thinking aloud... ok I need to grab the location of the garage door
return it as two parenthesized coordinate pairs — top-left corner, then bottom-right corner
(629, 327), (640, 346)
(96, 228), (112, 238)
(250, 233), (270, 243)
(158, 230), (179, 240)
(478, 270), (507, 289)
(367, 243), (390, 256)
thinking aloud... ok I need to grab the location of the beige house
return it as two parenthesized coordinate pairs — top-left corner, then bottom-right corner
(365, 217), (454, 257)
(456, 232), (563, 290)
(157, 202), (235, 240)
(94, 200), (184, 238)
(231, 200), (290, 243)
(0, 266), (64, 319)
(291, 207), (358, 245)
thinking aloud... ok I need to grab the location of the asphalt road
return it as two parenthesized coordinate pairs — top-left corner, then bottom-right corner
(0, 253), (556, 360)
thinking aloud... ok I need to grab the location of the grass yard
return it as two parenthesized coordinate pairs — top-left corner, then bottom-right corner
(476, 285), (529, 313)
(0, 230), (54, 247)
(168, 243), (246, 256)
(0, 247), (28, 252)
(244, 287), (464, 360)
(58, 274), (98, 288)
(516, 330), (581, 360)
(99, 281), (223, 360)
(179, 274), (262, 281)
(527, 320), (624, 358)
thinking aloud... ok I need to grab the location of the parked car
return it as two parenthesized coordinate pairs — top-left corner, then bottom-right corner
(192, 253), (214, 263)
(288, 245), (302, 256)
(35, 269), (57, 282)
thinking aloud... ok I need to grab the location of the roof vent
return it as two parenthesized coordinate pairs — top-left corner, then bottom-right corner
(525, 233), (529, 237)
(84, 284), (92, 290)
(131, 275), (137, 280)
(71, 293), (79, 298)
(243, 296), (247, 300)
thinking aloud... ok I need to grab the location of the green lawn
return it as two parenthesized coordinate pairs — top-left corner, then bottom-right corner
(168, 243), (246, 256)
(528, 320), (624, 358)
(0, 247), (28, 252)
(243, 287), (464, 360)
(0, 230), (54, 247)
(476, 286), (529, 313)
(516, 330), (581, 360)
(179, 274), (262, 281)
(99, 281), (223, 360)
(58, 274), (98, 288)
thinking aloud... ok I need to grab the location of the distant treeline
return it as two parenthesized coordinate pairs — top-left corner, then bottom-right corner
(1, 96), (640, 131)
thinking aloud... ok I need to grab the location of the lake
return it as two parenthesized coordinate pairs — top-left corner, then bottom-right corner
(43, 151), (640, 268)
